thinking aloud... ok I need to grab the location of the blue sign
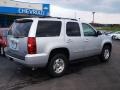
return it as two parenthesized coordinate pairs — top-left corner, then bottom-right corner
(0, 4), (50, 16)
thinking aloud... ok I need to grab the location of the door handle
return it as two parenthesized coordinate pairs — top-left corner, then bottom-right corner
(84, 39), (89, 42)
(67, 39), (72, 43)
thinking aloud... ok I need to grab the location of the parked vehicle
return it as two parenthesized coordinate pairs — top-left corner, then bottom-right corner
(109, 31), (120, 40)
(0, 28), (8, 55)
(99, 30), (107, 35)
(6, 17), (112, 77)
(100, 30), (113, 35)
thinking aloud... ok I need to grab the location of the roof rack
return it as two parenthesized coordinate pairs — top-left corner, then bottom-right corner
(47, 17), (78, 21)
(30, 16), (78, 21)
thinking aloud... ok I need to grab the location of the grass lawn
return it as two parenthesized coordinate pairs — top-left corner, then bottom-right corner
(96, 26), (120, 32)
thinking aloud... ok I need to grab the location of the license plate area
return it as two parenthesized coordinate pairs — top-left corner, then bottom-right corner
(9, 38), (19, 50)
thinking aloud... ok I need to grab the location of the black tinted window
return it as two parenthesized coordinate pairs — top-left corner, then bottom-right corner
(66, 22), (81, 36)
(82, 23), (96, 36)
(8, 19), (32, 37)
(36, 21), (61, 37)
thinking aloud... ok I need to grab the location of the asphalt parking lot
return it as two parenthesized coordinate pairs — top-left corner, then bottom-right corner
(0, 40), (120, 90)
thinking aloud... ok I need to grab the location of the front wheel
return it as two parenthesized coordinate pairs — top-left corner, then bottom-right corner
(47, 54), (68, 77)
(99, 45), (111, 62)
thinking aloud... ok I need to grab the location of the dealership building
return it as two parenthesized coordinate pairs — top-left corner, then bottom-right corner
(0, 0), (50, 27)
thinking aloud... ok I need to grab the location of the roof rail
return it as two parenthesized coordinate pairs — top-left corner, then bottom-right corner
(48, 17), (78, 21)
(30, 16), (78, 21)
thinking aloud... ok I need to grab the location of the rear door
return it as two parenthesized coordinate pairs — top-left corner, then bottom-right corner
(7, 19), (33, 59)
(65, 21), (84, 60)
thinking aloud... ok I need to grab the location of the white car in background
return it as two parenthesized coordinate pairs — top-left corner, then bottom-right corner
(109, 31), (120, 40)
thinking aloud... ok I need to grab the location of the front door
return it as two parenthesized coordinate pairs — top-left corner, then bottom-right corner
(82, 23), (102, 57)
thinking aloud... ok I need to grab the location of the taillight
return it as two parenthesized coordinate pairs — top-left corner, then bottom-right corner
(27, 37), (36, 54)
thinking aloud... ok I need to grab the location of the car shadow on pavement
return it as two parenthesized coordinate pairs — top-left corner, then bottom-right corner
(6, 57), (106, 90)
(67, 57), (103, 74)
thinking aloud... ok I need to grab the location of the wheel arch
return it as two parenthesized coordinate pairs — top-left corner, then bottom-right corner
(102, 42), (112, 51)
(48, 47), (70, 64)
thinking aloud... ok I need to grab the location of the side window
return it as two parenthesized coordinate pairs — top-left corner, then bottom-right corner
(36, 21), (61, 37)
(82, 23), (96, 36)
(66, 22), (81, 36)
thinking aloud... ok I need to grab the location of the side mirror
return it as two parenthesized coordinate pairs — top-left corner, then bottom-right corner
(96, 31), (102, 36)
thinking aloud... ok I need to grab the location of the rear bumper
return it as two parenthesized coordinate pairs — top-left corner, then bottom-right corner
(6, 53), (49, 67)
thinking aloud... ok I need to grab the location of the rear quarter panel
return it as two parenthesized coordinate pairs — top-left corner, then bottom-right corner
(36, 37), (67, 54)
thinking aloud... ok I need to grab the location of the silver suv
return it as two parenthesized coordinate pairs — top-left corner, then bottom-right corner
(6, 17), (112, 77)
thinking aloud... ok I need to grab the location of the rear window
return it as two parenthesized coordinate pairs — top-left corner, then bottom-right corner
(66, 22), (81, 36)
(2, 30), (8, 37)
(8, 19), (33, 37)
(36, 21), (61, 37)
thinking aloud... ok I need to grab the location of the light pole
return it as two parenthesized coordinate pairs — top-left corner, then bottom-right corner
(92, 12), (95, 23)
(74, 10), (77, 19)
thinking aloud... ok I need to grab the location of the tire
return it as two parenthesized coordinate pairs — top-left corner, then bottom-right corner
(100, 45), (111, 62)
(112, 36), (115, 40)
(0, 47), (5, 56)
(47, 54), (68, 77)
(0, 46), (1, 54)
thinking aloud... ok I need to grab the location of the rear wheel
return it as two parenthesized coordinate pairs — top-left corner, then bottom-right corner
(47, 54), (68, 77)
(0, 47), (5, 56)
(0, 46), (1, 55)
(100, 45), (111, 62)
